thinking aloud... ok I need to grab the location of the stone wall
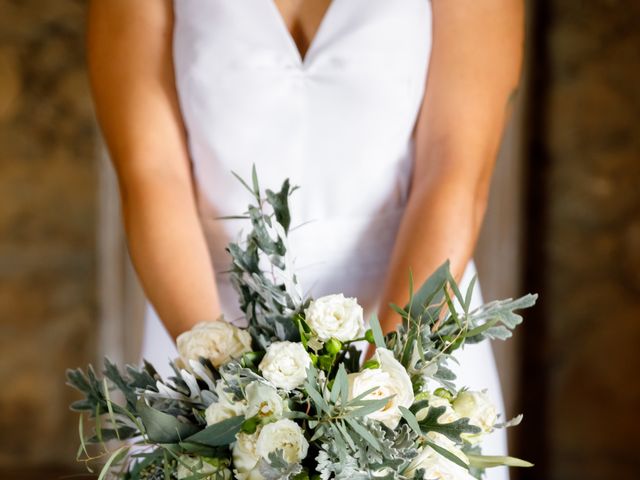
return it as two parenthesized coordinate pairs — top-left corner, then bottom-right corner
(522, 1), (640, 479)
(0, 0), (97, 475)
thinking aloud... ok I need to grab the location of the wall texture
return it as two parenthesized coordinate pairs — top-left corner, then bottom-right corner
(0, 0), (97, 475)
(523, 1), (640, 479)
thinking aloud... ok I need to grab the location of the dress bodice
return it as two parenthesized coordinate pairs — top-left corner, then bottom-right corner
(173, 0), (432, 320)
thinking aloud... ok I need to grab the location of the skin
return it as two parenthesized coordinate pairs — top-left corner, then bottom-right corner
(87, 0), (221, 339)
(377, 0), (524, 336)
(87, 0), (523, 342)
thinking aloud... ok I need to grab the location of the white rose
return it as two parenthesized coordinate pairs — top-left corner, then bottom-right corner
(176, 455), (232, 480)
(177, 320), (252, 368)
(453, 390), (497, 435)
(405, 435), (473, 480)
(304, 294), (365, 342)
(347, 348), (414, 429)
(245, 381), (284, 419)
(232, 431), (263, 480)
(255, 419), (309, 464)
(205, 379), (247, 425)
(259, 341), (311, 391)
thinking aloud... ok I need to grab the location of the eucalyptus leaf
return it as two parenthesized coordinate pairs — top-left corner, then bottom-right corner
(398, 407), (421, 436)
(406, 261), (450, 320)
(424, 440), (469, 470)
(184, 415), (245, 447)
(345, 417), (382, 451)
(467, 454), (534, 468)
(136, 399), (200, 443)
(369, 313), (386, 349)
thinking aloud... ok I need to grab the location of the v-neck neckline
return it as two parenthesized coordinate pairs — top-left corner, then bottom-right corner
(265, 0), (339, 67)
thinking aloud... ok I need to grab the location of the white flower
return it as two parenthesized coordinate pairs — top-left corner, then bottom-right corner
(177, 320), (252, 368)
(232, 420), (308, 480)
(232, 431), (263, 480)
(205, 379), (246, 425)
(453, 390), (498, 436)
(304, 294), (365, 342)
(255, 419), (309, 464)
(347, 348), (414, 428)
(259, 341), (311, 391)
(176, 455), (232, 480)
(405, 435), (474, 480)
(245, 381), (284, 419)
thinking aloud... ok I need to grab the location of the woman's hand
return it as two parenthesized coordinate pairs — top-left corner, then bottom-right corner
(377, 0), (524, 335)
(87, 0), (222, 339)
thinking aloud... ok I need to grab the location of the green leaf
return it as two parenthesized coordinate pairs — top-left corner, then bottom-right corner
(332, 424), (348, 463)
(335, 420), (356, 451)
(465, 318), (500, 338)
(266, 179), (292, 233)
(407, 261), (450, 320)
(424, 440), (469, 470)
(77, 414), (90, 461)
(306, 383), (331, 414)
(232, 170), (258, 199)
(97, 445), (129, 480)
(258, 449), (303, 480)
(398, 406), (421, 436)
(348, 386), (380, 404)
(467, 454), (534, 468)
(338, 364), (349, 406)
(463, 275), (477, 311)
(136, 399), (200, 443)
(251, 164), (260, 198)
(102, 378), (120, 440)
(330, 365), (344, 404)
(446, 270), (466, 311)
(176, 441), (225, 457)
(417, 405), (481, 443)
(184, 415), (245, 447)
(389, 302), (408, 317)
(344, 418), (382, 451)
(348, 397), (390, 418)
(369, 313), (386, 348)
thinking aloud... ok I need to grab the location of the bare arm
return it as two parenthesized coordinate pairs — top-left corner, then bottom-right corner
(378, 0), (524, 333)
(87, 0), (221, 339)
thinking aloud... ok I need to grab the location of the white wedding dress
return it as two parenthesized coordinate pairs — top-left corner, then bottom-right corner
(141, 1), (509, 478)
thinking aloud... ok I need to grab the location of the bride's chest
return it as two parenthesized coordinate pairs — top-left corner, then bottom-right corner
(173, 0), (432, 79)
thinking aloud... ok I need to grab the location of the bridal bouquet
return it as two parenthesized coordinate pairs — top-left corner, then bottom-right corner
(67, 170), (537, 480)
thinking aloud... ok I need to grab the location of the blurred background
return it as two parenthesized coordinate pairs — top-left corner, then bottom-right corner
(0, 1), (638, 479)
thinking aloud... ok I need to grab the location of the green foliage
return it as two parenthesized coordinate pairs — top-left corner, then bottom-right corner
(304, 365), (420, 480)
(66, 360), (156, 443)
(258, 450), (303, 480)
(225, 167), (306, 350)
(65, 171), (538, 480)
(384, 261), (537, 388)
(183, 416), (245, 447)
(467, 454), (533, 469)
(219, 360), (271, 400)
(409, 401), (481, 444)
(67, 358), (227, 479)
(136, 399), (200, 443)
(144, 360), (220, 417)
(315, 422), (419, 480)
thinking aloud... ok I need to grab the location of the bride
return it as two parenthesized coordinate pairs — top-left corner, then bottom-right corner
(87, 1), (523, 479)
